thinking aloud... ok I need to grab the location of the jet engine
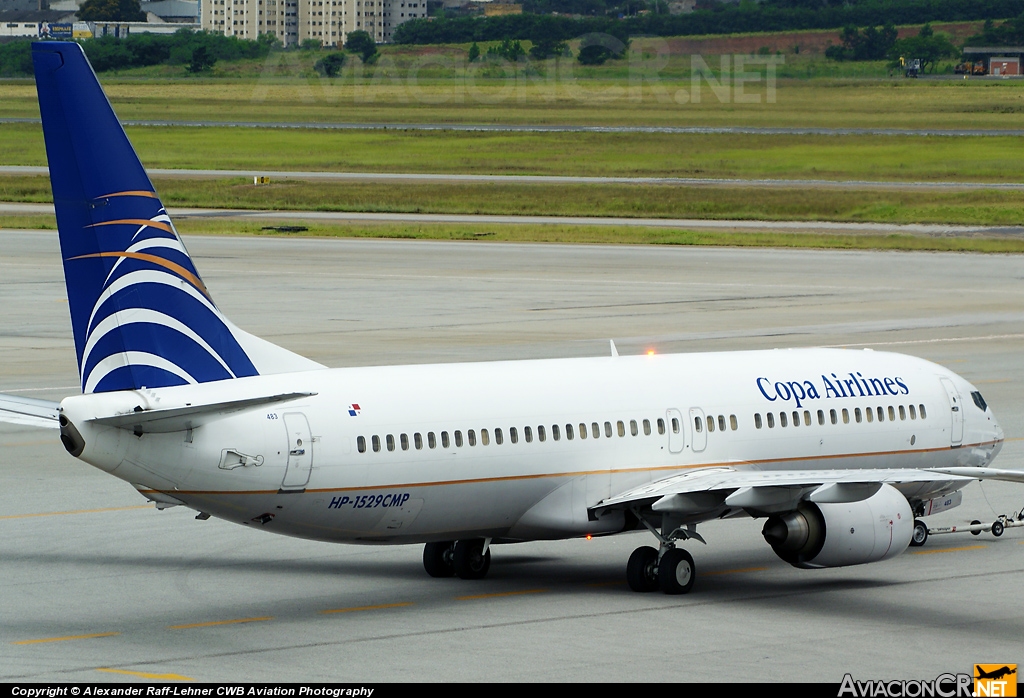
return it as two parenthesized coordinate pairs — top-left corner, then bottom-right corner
(761, 484), (913, 568)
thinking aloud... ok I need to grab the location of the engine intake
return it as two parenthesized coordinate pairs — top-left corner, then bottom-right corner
(762, 483), (913, 568)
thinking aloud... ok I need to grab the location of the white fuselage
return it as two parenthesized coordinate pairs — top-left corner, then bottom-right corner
(60, 347), (1003, 545)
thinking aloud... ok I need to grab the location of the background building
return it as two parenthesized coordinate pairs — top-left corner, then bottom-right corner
(201, 0), (425, 47)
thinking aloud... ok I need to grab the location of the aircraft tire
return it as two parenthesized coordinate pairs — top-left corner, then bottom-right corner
(992, 520), (1004, 537)
(910, 519), (928, 547)
(971, 520), (982, 535)
(453, 539), (491, 580)
(658, 548), (695, 595)
(626, 546), (659, 592)
(423, 541), (456, 578)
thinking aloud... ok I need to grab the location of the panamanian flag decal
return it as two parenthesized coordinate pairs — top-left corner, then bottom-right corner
(348, 404), (361, 416)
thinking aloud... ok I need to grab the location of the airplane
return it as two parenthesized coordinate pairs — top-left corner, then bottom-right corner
(3, 41), (1022, 595)
(975, 667), (1016, 681)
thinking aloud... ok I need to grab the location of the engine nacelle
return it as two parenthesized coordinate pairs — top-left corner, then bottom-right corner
(761, 483), (913, 569)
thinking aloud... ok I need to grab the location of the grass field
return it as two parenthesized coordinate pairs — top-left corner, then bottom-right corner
(4, 214), (1023, 253)
(2, 61), (1024, 129)
(3, 176), (1024, 226)
(2, 124), (1024, 183)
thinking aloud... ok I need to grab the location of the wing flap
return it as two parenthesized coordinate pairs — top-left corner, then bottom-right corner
(88, 391), (316, 433)
(0, 393), (61, 429)
(593, 466), (983, 520)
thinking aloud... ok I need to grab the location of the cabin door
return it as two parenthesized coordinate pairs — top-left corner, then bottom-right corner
(689, 407), (707, 453)
(939, 378), (964, 447)
(281, 412), (313, 490)
(666, 409), (684, 453)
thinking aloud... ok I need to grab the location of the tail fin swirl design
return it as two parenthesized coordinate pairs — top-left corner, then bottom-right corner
(33, 42), (320, 393)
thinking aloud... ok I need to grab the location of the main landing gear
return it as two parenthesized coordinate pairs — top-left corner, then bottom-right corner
(626, 511), (703, 594)
(422, 539), (491, 580)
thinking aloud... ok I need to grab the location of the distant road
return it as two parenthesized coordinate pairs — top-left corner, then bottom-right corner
(2, 117), (1023, 137)
(2, 166), (1021, 192)
(4, 202), (1021, 236)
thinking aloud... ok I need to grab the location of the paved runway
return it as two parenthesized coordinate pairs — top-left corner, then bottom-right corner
(4, 165), (1022, 191)
(3, 202), (1020, 236)
(2, 231), (1023, 682)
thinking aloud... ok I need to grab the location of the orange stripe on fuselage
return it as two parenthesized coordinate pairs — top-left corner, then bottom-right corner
(137, 438), (1003, 498)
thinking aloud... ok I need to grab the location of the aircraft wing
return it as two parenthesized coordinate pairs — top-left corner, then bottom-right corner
(590, 465), (1020, 521)
(0, 393), (61, 429)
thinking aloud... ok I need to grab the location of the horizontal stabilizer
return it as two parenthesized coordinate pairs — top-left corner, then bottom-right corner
(89, 391), (316, 433)
(0, 394), (60, 429)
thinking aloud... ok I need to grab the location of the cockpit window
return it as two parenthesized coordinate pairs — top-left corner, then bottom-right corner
(971, 390), (988, 412)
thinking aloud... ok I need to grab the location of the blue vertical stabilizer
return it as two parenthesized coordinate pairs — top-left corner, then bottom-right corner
(33, 42), (322, 393)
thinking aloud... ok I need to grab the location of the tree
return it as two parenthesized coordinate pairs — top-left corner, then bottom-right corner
(77, 0), (146, 22)
(577, 44), (613, 65)
(314, 52), (346, 77)
(825, 23), (897, 61)
(468, 42), (480, 62)
(529, 38), (569, 60)
(345, 30), (378, 63)
(888, 24), (957, 74)
(187, 46), (216, 74)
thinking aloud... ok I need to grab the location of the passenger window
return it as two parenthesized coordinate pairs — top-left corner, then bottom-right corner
(706, 416), (714, 433)
(866, 407), (873, 423)
(630, 420), (638, 436)
(552, 424), (560, 441)
(372, 435), (381, 452)
(842, 409), (850, 424)
(830, 409), (837, 425)
(920, 404), (927, 419)
(644, 419), (651, 435)
(792, 411), (799, 427)
(877, 406), (884, 422)
(694, 417), (702, 433)
(510, 427), (518, 444)
(718, 415), (726, 432)
(481, 428), (490, 445)
(909, 405), (917, 420)
(817, 410), (824, 425)
(468, 429), (476, 447)
(455, 430), (463, 447)
(803, 411), (810, 427)
(755, 413), (762, 429)
(855, 408), (862, 424)
(387, 434), (395, 452)
(780, 412), (788, 428)
(617, 421), (625, 437)
(525, 426), (533, 443)
(888, 406), (896, 421)
(495, 428), (503, 445)
(357, 436), (366, 453)
(428, 432), (436, 449)
(671, 418), (680, 434)
(538, 425), (546, 442)
(605, 422), (612, 438)
(767, 413), (775, 428)
(401, 433), (409, 450)
(566, 424), (574, 440)
(657, 418), (665, 435)
(592, 422), (600, 439)
(441, 431), (450, 448)
(899, 405), (906, 421)
(579, 423), (587, 439)
(414, 433), (423, 449)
